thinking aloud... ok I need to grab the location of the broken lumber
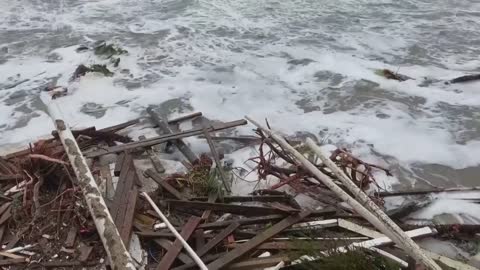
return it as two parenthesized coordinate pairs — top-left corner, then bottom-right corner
(190, 195), (291, 203)
(144, 169), (185, 200)
(165, 200), (298, 216)
(207, 210), (312, 270)
(147, 106), (198, 164)
(156, 216), (201, 270)
(141, 192), (207, 270)
(376, 186), (480, 197)
(246, 116), (441, 270)
(42, 94), (135, 270)
(203, 128), (230, 192)
(85, 119), (247, 158)
(305, 137), (442, 270)
(450, 74), (480, 84)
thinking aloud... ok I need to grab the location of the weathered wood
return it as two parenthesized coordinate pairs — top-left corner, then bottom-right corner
(171, 253), (225, 270)
(376, 186), (480, 197)
(114, 152), (125, 177)
(203, 128), (230, 192)
(139, 136), (166, 173)
(194, 229), (205, 251)
(191, 195), (290, 203)
(226, 255), (289, 270)
(120, 187), (138, 247)
(246, 117), (440, 270)
(43, 97), (135, 270)
(85, 119), (248, 158)
(0, 203), (11, 217)
(142, 192), (208, 270)
(197, 222), (239, 257)
(0, 207), (11, 226)
(154, 239), (192, 264)
(64, 226), (77, 248)
(148, 107), (198, 164)
(144, 169), (185, 200)
(166, 200), (298, 216)
(167, 112), (203, 125)
(341, 220), (479, 270)
(304, 137), (441, 270)
(207, 211), (312, 270)
(78, 244), (94, 262)
(0, 259), (26, 266)
(0, 175), (22, 182)
(156, 216), (202, 270)
(99, 119), (140, 133)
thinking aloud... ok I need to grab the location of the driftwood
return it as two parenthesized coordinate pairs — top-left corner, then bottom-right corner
(147, 106), (198, 164)
(450, 74), (480, 84)
(207, 210), (312, 270)
(376, 186), (480, 197)
(203, 128), (230, 192)
(85, 119), (247, 158)
(141, 192), (208, 270)
(246, 117), (441, 270)
(165, 200), (298, 216)
(306, 137), (441, 270)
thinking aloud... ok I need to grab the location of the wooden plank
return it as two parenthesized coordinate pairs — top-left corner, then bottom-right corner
(0, 226), (5, 244)
(200, 193), (217, 221)
(203, 128), (229, 192)
(226, 255), (290, 270)
(64, 226), (77, 248)
(198, 209), (335, 230)
(144, 169), (185, 200)
(197, 222), (239, 257)
(167, 112), (203, 125)
(0, 175), (22, 182)
(111, 154), (133, 221)
(0, 203), (11, 217)
(171, 252), (225, 270)
(114, 152), (126, 177)
(77, 243), (94, 262)
(165, 200), (298, 216)
(194, 229), (205, 251)
(85, 120), (248, 158)
(154, 239), (192, 264)
(191, 195), (290, 203)
(139, 136), (165, 173)
(207, 211), (312, 270)
(147, 107), (198, 164)
(120, 186), (138, 247)
(0, 207), (11, 226)
(338, 219), (385, 239)
(0, 258), (26, 266)
(156, 216), (202, 270)
(99, 119), (140, 133)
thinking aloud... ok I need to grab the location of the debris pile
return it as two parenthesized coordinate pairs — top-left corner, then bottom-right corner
(0, 107), (478, 270)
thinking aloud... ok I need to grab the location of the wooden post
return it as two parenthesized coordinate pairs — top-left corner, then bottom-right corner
(42, 96), (135, 270)
(245, 117), (441, 270)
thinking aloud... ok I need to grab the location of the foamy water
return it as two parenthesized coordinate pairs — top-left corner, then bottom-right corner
(1, 1), (480, 199)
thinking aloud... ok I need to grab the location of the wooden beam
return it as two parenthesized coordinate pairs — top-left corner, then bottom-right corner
(197, 222), (239, 257)
(147, 107), (198, 164)
(156, 216), (202, 270)
(144, 169), (185, 200)
(190, 195), (290, 203)
(203, 128), (230, 192)
(113, 152), (125, 177)
(171, 253), (225, 270)
(154, 239), (192, 264)
(165, 200), (298, 216)
(207, 211), (312, 270)
(226, 255), (290, 270)
(0, 175), (22, 182)
(85, 120), (248, 158)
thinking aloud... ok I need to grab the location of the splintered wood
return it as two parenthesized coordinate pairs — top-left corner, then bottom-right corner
(0, 111), (473, 270)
